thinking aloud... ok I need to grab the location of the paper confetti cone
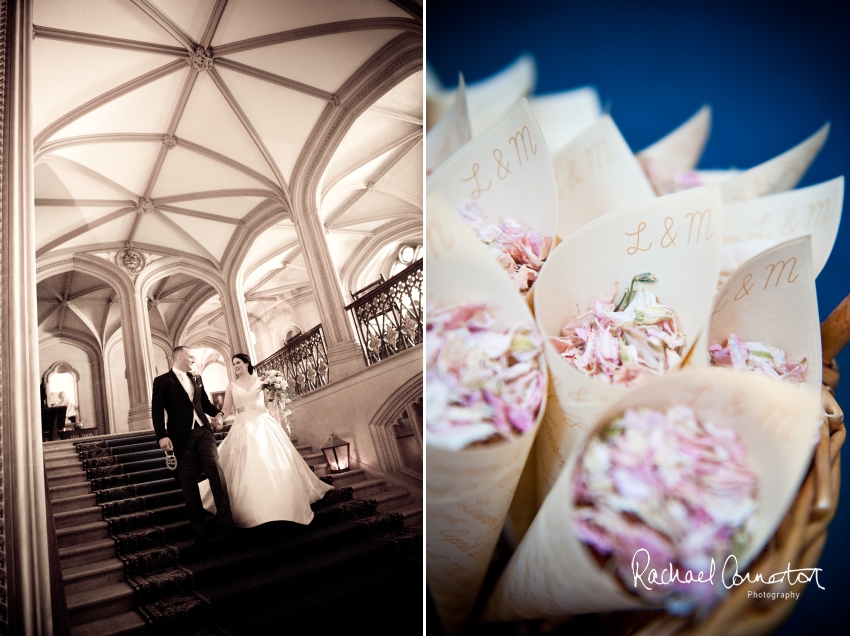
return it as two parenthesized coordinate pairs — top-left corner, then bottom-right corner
(426, 196), (548, 633)
(533, 185), (723, 497)
(484, 368), (822, 622)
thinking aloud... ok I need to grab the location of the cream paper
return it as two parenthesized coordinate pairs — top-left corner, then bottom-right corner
(426, 195), (548, 634)
(552, 114), (656, 239)
(533, 185), (722, 497)
(426, 75), (471, 175)
(426, 55), (537, 137)
(427, 98), (558, 264)
(720, 123), (830, 204)
(709, 236), (822, 393)
(721, 176), (843, 277)
(638, 105), (712, 173)
(485, 368), (822, 622)
(528, 87), (602, 154)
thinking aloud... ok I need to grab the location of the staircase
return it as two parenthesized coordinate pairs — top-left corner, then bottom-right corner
(44, 429), (422, 635)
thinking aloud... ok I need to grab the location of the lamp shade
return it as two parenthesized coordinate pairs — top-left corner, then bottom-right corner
(321, 433), (351, 473)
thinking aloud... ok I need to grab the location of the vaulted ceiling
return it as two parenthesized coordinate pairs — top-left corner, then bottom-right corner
(33, 0), (423, 356)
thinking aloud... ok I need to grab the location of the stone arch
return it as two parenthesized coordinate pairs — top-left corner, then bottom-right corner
(35, 253), (153, 417)
(284, 326), (303, 344)
(39, 331), (109, 434)
(293, 33), (422, 217)
(171, 285), (220, 348)
(340, 218), (422, 300)
(367, 372), (422, 479)
(187, 335), (234, 382)
(135, 254), (228, 300)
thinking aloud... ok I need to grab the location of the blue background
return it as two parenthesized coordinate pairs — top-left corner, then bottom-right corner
(427, 1), (850, 634)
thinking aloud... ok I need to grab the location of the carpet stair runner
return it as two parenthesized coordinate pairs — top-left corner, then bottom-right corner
(44, 430), (422, 635)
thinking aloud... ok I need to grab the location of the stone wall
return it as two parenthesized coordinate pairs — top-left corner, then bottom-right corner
(291, 345), (422, 475)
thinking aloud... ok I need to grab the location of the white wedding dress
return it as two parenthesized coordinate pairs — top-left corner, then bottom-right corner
(199, 378), (333, 527)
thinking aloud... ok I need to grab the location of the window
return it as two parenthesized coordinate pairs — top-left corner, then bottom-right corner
(391, 244), (421, 276)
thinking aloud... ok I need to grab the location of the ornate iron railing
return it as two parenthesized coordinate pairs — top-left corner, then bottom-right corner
(346, 258), (423, 365)
(255, 324), (330, 395)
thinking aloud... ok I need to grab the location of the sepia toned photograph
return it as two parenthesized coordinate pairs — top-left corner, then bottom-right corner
(0, 0), (422, 634)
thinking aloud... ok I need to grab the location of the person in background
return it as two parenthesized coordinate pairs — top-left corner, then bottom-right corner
(57, 391), (77, 427)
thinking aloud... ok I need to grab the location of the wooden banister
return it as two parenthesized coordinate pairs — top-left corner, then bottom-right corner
(822, 292), (850, 362)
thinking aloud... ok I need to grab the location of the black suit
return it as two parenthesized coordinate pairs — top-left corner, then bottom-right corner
(151, 369), (232, 535)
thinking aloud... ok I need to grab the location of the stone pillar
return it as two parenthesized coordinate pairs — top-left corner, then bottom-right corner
(293, 206), (367, 381)
(123, 281), (156, 430)
(221, 273), (256, 362)
(0, 1), (55, 632)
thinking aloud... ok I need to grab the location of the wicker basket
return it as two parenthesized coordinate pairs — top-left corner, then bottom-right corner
(449, 294), (850, 636)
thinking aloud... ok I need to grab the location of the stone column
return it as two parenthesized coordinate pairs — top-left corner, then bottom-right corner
(221, 272), (256, 362)
(293, 206), (367, 381)
(288, 34), (421, 383)
(0, 1), (54, 632)
(123, 281), (156, 430)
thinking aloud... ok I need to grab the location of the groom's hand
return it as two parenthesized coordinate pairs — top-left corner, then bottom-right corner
(159, 437), (173, 452)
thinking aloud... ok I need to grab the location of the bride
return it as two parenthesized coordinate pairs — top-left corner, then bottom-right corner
(199, 353), (333, 527)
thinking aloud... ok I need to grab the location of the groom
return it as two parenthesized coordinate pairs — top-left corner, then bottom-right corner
(152, 346), (233, 543)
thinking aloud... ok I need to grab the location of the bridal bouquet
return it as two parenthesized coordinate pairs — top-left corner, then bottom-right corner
(259, 369), (294, 422)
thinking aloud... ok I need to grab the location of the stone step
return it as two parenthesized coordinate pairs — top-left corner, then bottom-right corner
(66, 582), (135, 627)
(49, 471), (89, 487)
(54, 506), (103, 529)
(47, 464), (86, 477)
(50, 482), (94, 500)
(70, 610), (146, 636)
(396, 503), (423, 529)
(57, 521), (109, 548)
(44, 441), (79, 453)
(45, 450), (80, 462)
(44, 451), (80, 467)
(324, 468), (366, 487)
(60, 538), (117, 570)
(302, 452), (324, 466)
(200, 535), (398, 606)
(349, 478), (389, 499)
(52, 493), (97, 514)
(104, 441), (160, 455)
(369, 487), (412, 512)
(63, 558), (125, 595)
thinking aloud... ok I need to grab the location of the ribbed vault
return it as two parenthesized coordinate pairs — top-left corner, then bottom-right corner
(33, 0), (423, 355)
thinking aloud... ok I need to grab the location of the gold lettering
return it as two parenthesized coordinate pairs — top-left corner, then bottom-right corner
(661, 216), (678, 248)
(684, 384), (714, 413)
(579, 138), (612, 175)
(712, 288), (730, 315)
(752, 211), (772, 236)
(462, 162), (491, 198)
(806, 198), (831, 229)
(625, 221), (652, 254)
(780, 208), (797, 236)
(763, 257), (799, 289)
(735, 273), (754, 301)
(721, 391), (749, 417)
(508, 126), (538, 166)
(493, 148), (511, 179)
(685, 209), (714, 243)
(754, 402), (796, 442)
